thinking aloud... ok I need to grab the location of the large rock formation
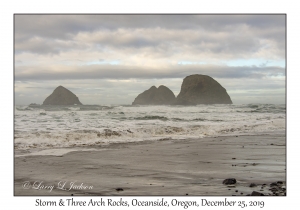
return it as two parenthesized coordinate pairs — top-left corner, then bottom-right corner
(176, 74), (232, 105)
(43, 86), (82, 105)
(132, 85), (176, 105)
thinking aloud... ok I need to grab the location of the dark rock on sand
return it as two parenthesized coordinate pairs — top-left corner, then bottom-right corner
(176, 74), (232, 105)
(249, 183), (257, 187)
(132, 85), (176, 105)
(269, 187), (278, 192)
(223, 178), (236, 185)
(115, 188), (124, 191)
(251, 191), (265, 196)
(277, 181), (283, 185)
(43, 86), (82, 105)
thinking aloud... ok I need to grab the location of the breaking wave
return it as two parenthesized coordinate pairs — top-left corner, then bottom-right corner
(14, 104), (285, 150)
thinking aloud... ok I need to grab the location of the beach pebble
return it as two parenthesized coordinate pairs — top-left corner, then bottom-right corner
(270, 187), (278, 192)
(223, 178), (236, 185)
(249, 183), (257, 187)
(250, 191), (265, 196)
(277, 181), (283, 185)
(115, 188), (124, 191)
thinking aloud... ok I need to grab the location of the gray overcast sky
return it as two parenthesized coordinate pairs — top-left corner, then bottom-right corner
(14, 14), (285, 105)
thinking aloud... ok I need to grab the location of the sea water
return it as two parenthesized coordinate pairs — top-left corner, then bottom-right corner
(14, 104), (285, 152)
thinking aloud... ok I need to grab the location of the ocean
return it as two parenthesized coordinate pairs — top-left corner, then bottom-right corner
(14, 104), (286, 152)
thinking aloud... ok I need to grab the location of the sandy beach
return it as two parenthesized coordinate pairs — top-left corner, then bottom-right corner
(14, 134), (286, 196)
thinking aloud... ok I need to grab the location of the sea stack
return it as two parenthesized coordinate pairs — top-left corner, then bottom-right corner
(132, 85), (176, 105)
(176, 74), (232, 105)
(43, 86), (83, 105)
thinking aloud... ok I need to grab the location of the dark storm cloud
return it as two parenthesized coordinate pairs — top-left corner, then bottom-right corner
(15, 15), (285, 39)
(15, 27), (284, 59)
(15, 14), (285, 54)
(15, 35), (90, 55)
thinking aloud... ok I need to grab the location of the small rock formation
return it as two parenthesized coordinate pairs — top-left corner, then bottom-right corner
(132, 85), (176, 105)
(176, 74), (232, 105)
(250, 191), (265, 196)
(270, 182), (278, 187)
(43, 86), (82, 105)
(222, 178), (236, 185)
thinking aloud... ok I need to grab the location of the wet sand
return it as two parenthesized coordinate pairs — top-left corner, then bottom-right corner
(14, 134), (286, 196)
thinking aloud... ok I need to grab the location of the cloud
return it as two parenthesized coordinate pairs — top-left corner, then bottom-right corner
(15, 62), (285, 81)
(15, 15), (285, 58)
(14, 14), (286, 105)
(15, 15), (285, 38)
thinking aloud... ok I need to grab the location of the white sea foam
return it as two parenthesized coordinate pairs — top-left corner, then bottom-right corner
(15, 148), (101, 157)
(14, 104), (286, 151)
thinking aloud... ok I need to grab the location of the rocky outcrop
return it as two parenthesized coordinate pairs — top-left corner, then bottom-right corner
(132, 85), (176, 105)
(176, 74), (232, 105)
(43, 86), (82, 105)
